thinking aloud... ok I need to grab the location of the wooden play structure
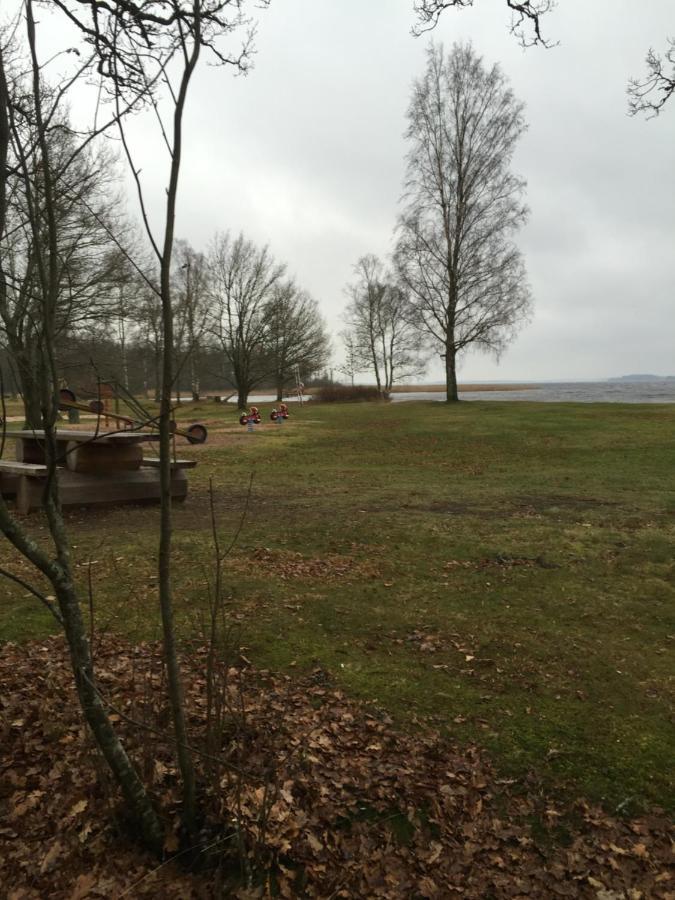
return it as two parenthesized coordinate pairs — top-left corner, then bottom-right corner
(57, 383), (208, 445)
(0, 383), (205, 513)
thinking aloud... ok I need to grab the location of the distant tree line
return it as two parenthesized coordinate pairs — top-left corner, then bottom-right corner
(0, 46), (329, 421)
(0, 133), (331, 417)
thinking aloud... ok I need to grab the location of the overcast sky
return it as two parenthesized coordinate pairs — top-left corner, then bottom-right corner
(16, 0), (675, 381)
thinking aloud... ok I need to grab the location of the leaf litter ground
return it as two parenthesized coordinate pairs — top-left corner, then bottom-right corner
(0, 636), (672, 898)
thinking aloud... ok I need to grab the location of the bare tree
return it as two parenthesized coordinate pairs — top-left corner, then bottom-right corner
(0, 6), (165, 850)
(173, 239), (210, 401)
(265, 280), (330, 401)
(344, 254), (425, 394)
(415, 1), (675, 117)
(0, 0), (268, 849)
(74, 0), (265, 836)
(0, 79), (129, 426)
(338, 329), (360, 386)
(131, 283), (162, 400)
(210, 230), (284, 408)
(97, 248), (148, 392)
(396, 43), (531, 402)
(629, 39), (675, 117)
(344, 255), (386, 394)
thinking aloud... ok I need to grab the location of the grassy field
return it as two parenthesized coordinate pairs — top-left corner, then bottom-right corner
(1, 399), (673, 815)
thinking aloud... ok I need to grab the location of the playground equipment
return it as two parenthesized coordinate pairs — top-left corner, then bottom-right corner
(270, 403), (289, 422)
(57, 383), (208, 445)
(293, 364), (304, 404)
(239, 406), (262, 427)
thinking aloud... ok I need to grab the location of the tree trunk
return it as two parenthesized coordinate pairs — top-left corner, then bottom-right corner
(0, 489), (165, 851)
(56, 580), (164, 851)
(190, 354), (199, 401)
(119, 314), (129, 392)
(153, 349), (161, 403)
(155, 42), (199, 833)
(237, 388), (248, 410)
(275, 378), (283, 402)
(445, 346), (459, 402)
(15, 347), (44, 429)
(369, 341), (382, 396)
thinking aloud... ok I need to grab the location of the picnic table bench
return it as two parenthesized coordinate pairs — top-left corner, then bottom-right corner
(0, 461), (49, 515)
(141, 457), (197, 469)
(0, 429), (195, 513)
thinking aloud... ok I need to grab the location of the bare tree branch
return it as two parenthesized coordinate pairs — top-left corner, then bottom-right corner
(0, 565), (64, 625)
(628, 38), (675, 117)
(412, 0), (556, 48)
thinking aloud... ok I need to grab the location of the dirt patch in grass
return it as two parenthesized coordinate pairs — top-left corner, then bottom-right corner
(401, 500), (497, 518)
(514, 494), (621, 512)
(442, 555), (561, 573)
(425, 500), (473, 515)
(228, 547), (382, 582)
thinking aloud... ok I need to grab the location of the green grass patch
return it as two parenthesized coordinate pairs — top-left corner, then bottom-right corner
(1, 399), (674, 812)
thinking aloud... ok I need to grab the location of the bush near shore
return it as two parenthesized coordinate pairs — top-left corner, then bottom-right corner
(313, 384), (390, 402)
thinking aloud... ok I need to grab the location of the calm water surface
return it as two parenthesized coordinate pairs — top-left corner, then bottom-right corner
(393, 382), (675, 404)
(218, 382), (675, 405)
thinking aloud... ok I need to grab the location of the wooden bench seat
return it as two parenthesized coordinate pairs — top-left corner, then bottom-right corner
(142, 457), (197, 469)
(0, 460), (48, 477)
(1, 433), (192, 514)
(1, 467), (189, 513)
(0, 460), (48, 513)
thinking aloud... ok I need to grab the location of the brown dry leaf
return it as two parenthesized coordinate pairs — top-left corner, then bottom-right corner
(39, 840), (65, 874)
(426, 841), (443, 864)
(68, 872), (97, 900)
(164, 832), (180, 854)
(609, 842), (627, 855)
(418, 875), (439, 897)
(306, 832), (324, 854)
(69, 798), (88, 817)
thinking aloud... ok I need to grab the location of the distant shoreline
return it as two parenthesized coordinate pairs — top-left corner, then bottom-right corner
(390, 383), (540, 393)
(226, 383), (542, 398)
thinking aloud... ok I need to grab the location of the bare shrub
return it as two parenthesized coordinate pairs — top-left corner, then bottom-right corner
(313, 384), (390, 403)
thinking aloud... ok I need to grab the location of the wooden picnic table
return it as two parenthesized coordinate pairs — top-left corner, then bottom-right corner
(0, 429), (195, 513)
(6, 428), (160, 473)
(4, 428), (159, 443)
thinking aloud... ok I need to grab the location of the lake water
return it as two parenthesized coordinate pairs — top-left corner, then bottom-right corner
(393, 381), (675, 404)
(216, 381), (675, 405)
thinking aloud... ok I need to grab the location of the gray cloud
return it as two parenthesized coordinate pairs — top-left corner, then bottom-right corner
(9, 0), (674, 381)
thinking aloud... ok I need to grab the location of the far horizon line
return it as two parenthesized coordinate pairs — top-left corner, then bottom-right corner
(413, 375), (675, 386)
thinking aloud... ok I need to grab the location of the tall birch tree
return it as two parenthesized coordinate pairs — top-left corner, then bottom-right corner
(396, 42), (532, 402)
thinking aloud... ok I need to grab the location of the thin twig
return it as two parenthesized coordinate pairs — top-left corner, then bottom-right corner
(80, 668), (252, 777)
(0, 565), (63, 625)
